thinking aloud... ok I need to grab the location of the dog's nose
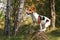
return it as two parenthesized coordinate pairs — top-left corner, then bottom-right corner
(26, 12), (29, 15)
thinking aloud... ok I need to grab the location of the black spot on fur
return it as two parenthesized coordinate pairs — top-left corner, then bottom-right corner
(46, 20), (49, 22)
(41, 16), (45, 20)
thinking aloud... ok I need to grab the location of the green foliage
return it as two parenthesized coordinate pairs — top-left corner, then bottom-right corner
(0, 10), (5, 29)
(0, 10), (5, 20)
(55, 0), (60, 27)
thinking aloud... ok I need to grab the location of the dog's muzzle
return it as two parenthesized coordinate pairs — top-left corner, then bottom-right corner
(26, 12), (31, 15)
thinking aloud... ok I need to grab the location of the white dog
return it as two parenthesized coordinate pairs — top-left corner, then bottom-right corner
(26, 6), (51, 32)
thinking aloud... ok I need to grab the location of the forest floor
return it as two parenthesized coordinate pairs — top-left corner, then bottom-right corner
(0, 26), (60, 40)
(47, 28), (60, 40)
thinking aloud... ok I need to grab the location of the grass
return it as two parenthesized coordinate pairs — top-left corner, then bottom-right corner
(47, 29), (60, 40)
(0, 26), (60, 40)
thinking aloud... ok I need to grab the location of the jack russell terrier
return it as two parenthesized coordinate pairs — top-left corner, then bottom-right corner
(26, 6), (51, 32)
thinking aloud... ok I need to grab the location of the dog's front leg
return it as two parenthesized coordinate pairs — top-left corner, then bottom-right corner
(39, 23), (43, 31)
(41, 27), (46, 32)
(39, 23), (46, 32)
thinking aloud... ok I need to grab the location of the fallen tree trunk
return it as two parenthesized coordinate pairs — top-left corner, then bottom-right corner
(31, 31), (48, 40)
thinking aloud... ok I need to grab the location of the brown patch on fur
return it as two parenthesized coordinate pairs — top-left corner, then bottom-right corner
(38, 16), (41, 24)
(28, 6), (36, 14)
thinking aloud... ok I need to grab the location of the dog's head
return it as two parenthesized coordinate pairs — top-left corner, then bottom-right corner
(26, 6), (35, 15)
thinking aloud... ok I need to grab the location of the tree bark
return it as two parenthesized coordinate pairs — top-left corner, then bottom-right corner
(50, 0), (56, 30)
(4, 0), (11, 35)
(12, 0), (20, 35)
(14, 0), (25, 35)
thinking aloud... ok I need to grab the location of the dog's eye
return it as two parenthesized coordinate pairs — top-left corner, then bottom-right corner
(29, 10), (31, 11)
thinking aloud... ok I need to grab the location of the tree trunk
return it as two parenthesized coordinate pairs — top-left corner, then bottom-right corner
(12, 0), (20, 35)
(14, 0), (25, 35)
(4, 0), (11, 35)
(50, 0), (56, 30)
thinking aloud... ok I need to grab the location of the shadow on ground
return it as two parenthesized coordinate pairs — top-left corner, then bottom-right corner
(48, 29), (60, 37)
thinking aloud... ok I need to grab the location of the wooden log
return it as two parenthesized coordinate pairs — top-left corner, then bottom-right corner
(31, 31), (48, 40)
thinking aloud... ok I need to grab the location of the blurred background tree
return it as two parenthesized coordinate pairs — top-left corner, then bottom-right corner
(4, 0), (11, 35)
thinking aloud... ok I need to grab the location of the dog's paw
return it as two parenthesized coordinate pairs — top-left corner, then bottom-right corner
(39, 30), (45, 32)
